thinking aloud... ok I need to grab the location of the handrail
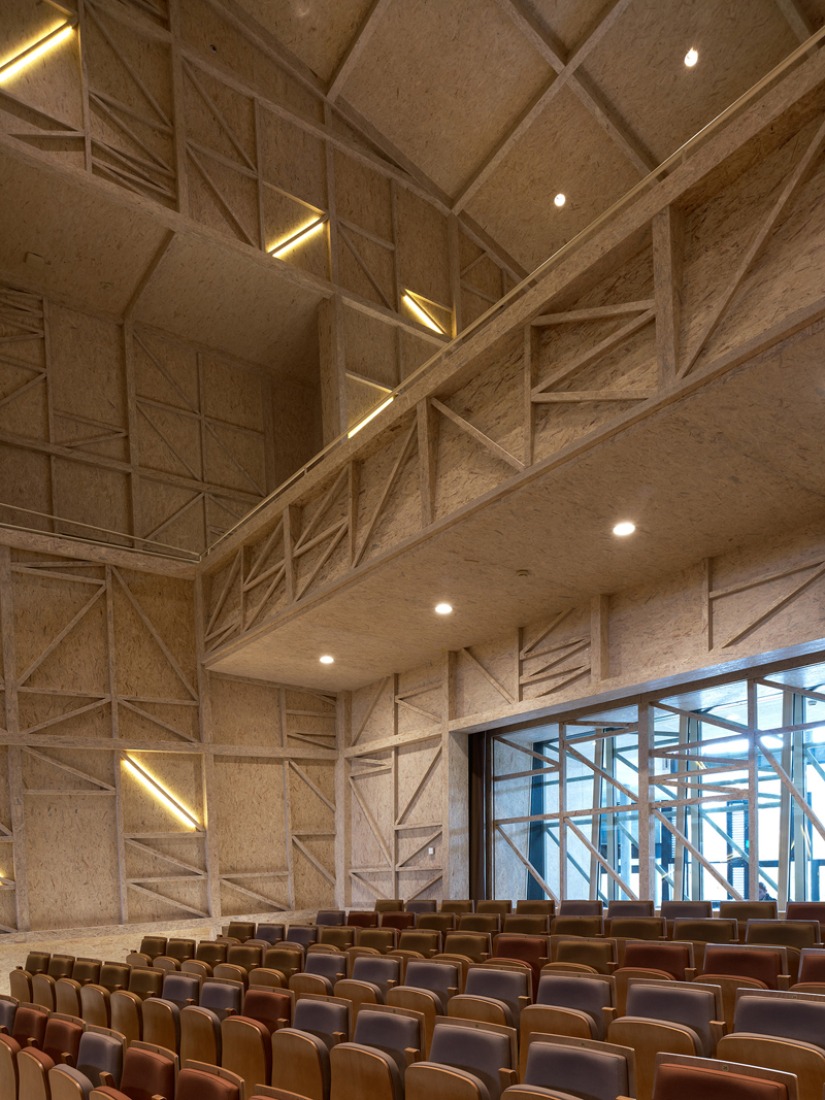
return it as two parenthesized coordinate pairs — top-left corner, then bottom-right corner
(205, 23), (825, 560)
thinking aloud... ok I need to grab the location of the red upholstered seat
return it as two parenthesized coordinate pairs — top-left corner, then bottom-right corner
(653, 1062), (788, 1100)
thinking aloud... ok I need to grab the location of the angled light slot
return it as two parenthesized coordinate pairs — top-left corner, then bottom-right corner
(347, 394), (394, 439)
(402, 290), (448, 335)
(269, 214), (328, 259)
(0, 20), (76, 85)
(122, 755), (200, 830)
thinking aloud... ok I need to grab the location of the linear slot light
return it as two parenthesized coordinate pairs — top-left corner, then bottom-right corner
(0, 21), (76, 85)
(348, 395), (394, 439)
(269, 215), (328, 259)
(122, 755), (200, 830)
(402, 292), (445, 334)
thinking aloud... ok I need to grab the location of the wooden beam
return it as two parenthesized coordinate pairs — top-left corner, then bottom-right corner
(328, 0), (397, 101)
(456, 0), (649, 212)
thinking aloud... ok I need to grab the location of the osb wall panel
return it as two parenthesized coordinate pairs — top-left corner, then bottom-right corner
(178, 0), (322, 125)
(289, 760), (336, 906)
(25, 796), (121, 930)
(395, 189), (451, 310)
(346, 657), (447, 904)
(208, 673), (282, 749)
(212, 757), (291, 915)
(451, 633), (519, 718)
(349, 750), (395, 905)
(350, 677), (396, 747)
(0, 283), (274, 555)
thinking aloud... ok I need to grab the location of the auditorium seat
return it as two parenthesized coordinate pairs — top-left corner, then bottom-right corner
(221, 1012), (272, 1094)
(406, 900), (438, 915)
(347, 911), (380, 928)
(265, 944), (305, 980)
(197, 941), (229, 969)
(551, 916), (604, 938)
(127, 966), (164, 1001)
(441, 900), (475, 915)
(558, 901), (603, 917)
(650, 1052), (797, 1100)
(405, 1017), (517, 1100)
(110, 990), (142, 1043)
(271, 1024), (331, 1099)
(166, 939), (196, 964)
(162, 971), (201, 1009)
(317, 925), (356, 950)
(455, 965), (530, 1026)
(502, 914), (551, 935)
(381, 911), (416, 931)
(9, 967), (32, 1002)
(142, 995), (180, 1053)
(718, 900), (778, 933)
(248, 967), (287, 990)
(138, 936), (167, 958)
(99, 964), (129, 994)
(175, 1060), (245, 1100)
(226, 921), (256, 942)
(529, 971), (615, 1046)
(83, 1041), (177, 1100)
(516, 900), (556, 917)
(459, 913), (501, 934)
(48, 1026), (126, 1096)
(316, 909), (346, 926)
(510, 1034), (636, 1100)
(285, 926), (318, 948)
(180, 1004), (221, 1066)
(375, 899), (405, 913)
(418, 912), (457, 935)
(607, 1015), (703, 1100)
(607, 899), (655, 917)
(329, 1004), (422, 1100)
(356, 927), (398, 953)
(79, 983), (111, 1028)
(477, 900), (512, 917)
(696, 943), (790, 1027)
(443, 931), (492, 963)
(549, 934), (616, 973)
(200, 977), (244, 1020)
(397, 929), (441, 957)
(257, 923), (286, 944)
(608, 916), (667, 943)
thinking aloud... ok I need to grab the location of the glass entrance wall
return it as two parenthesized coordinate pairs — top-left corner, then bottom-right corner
(490, 655), (825, 905)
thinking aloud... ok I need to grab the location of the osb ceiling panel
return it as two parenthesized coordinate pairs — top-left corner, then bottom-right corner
(465, 84), (642, 272)
(338, 0), (551, 196)
(134, 233), (326, 375)
(527, 0), (625, 53)
(208, 326), (825, 691)
(584, 0), (799, 164)
(233, 0), (375, 81)
(0, 147), (168, 317)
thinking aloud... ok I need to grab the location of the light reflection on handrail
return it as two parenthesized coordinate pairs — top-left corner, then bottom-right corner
(205, 24), (825, 560)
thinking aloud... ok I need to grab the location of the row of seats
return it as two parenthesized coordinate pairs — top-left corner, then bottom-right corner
(3, 957), (823, 1100)
(303, 898), (825, 922)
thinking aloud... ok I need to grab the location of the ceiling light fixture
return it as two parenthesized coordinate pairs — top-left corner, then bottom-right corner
(612, 521), (636, 537)
(319, 654), (334, 665)
(435, 602), (453, 615)
(402, 292), (446, 334)
(269, 214), (328, 259)
(347, 395), (395, 439)
(554, 193), (566, 208)
(0, 20), (76, 84)
(684, 47), (698, 68)
(122, 756), (200, 830)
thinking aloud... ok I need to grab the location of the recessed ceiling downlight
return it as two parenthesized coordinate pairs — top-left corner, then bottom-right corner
(319, 654), (334, 665)
(435, 602), (453, 615)
(613, 521), (636, 537)
(554, 193), (566, 208)
(684, 47), (698, 68)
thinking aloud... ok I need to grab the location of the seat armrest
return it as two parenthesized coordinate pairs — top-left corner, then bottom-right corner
(778, 974), (790, 990)
(332, 1031), (346, 1045)
(602, 1006), (616, 1026)
(404, 1046), (420, 1067)
(684, 968), (696, 981)
(710, 1020), (726, 1046)
(60, 1051), (73, 1065)
(499, 1068), (518, 1090)
(518, 996), (530, 1009)
(100, 1071), (115, 1087)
